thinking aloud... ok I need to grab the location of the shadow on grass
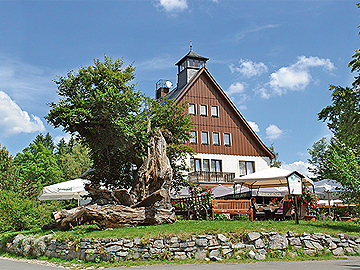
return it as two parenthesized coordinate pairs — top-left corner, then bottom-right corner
(304, 221), (360, 234)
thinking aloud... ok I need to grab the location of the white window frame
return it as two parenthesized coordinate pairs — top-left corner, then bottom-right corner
(213, 132), (220, 145)
(224, 133), (231, 146)
(211, 106), (219, 117)
(190, 158), (202, 172)
(200, 104), (208, 116)
(190, 131), (197, 144)
(189, 103), (196, 115)
(239, 161), (255, 176)
(203, 159), (210, 172)
(211, 159), (222, 172)
(201, 131), (209, 145)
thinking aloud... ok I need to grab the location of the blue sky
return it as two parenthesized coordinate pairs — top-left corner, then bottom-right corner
(0, 0), (359, 176)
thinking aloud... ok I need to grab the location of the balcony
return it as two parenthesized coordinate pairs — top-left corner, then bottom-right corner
(188, 171), (235, 184)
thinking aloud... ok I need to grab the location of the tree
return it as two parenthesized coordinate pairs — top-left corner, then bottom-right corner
(269, 143), (281, 168)
(308, 4), (360, 208)
(307, 138), (329, 182)
(0, 144), (17, 191)
(326, 141), (360, 206)
(45, 56), (193, 193)
(14, 133), (63, 198)
(56, 138), (92, 181)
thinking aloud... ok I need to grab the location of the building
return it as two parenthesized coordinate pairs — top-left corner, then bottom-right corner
(157, 48), (274, 187)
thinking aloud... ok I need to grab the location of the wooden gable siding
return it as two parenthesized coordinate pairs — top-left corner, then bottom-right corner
(178, 73), (270, 157)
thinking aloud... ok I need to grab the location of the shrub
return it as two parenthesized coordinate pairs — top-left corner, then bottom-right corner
(0, 189), (61, 233)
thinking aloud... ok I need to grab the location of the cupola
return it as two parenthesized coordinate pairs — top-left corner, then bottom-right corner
(175, 44), (209, 90)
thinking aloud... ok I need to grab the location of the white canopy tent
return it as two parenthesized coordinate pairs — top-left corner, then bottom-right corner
(234, 167), (314, 189)
(38, 178), (90, 205)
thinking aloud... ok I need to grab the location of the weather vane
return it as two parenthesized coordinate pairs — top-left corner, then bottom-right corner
(190, 40), (193, 51)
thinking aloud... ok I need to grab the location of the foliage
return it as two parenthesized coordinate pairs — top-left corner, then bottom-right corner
(13, 133), (63, 198)
(0, 189), (62, 233)
(308, 5), (360, 208)
(269, 143), (281, 168)
(307, 138), (329, 182)
(326, 141), (360, 208)
(318, 85), (360, 149)
(0, 144), (16, 191)
(45, 56), (193, 190)
(289, 187), (319, 211)
(56, 142), (92, 182)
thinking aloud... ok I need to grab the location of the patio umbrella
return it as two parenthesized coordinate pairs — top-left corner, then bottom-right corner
(38, 178), (90, 206)
(234, 167), (313, 189)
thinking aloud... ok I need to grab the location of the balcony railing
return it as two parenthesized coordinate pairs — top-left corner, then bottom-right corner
(188, 171), (235, 184)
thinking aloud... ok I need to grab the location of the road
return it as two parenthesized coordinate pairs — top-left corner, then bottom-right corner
(1, 256), (360, 270)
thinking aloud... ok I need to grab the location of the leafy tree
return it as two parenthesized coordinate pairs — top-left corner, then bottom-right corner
(57, 142), (92, 181)
(326, 141), (360, 206)
(45, 56), (193, 191)
(309, 4), (360, 208)
(307, 138), (329, 182)
(318, 85), (360, 149)
(0, 144), (17, 191)
(14, 133), (63, 198)
(269, 143), (281, 168)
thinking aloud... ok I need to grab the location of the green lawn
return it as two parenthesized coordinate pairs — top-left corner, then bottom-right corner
(2, 219), (359, 242)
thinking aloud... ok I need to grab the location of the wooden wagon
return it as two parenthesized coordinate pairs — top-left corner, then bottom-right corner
(171, 195), (211, 220)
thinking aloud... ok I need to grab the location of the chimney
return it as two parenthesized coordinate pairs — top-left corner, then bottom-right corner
(155, 79), (172, 99)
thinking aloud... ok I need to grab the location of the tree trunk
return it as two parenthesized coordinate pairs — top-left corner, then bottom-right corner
(45, 203), (175, 230)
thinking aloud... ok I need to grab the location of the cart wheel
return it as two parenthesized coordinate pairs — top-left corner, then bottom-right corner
(187, 205), (208, 220)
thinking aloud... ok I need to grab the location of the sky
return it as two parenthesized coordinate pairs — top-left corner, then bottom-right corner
(0, 0), (359, 176)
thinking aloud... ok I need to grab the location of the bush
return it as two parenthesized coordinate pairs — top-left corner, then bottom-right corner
(0, 189), (62, 233)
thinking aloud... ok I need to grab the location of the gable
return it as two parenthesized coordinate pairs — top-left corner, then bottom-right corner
(174, 68), (274, 158)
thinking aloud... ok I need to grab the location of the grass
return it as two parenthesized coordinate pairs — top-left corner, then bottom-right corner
(1, 219), (357, 269)
(2, 219), (360, 242)
(0, 245), (343, 270)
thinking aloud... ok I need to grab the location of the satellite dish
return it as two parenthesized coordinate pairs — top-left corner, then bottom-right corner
(165, 80), (173, 89)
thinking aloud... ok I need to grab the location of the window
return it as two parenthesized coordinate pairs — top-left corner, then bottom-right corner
(239, 161), (255, 176)
(211, 106), (219, 117)
(200, 104), (207, 116)
(189, 104), (196, 115)
(190, 131), (197, 144)
(201, 131), (209, 144)
(203, 159), (210, 171)
(224, 133), (231, 146)
(190, 158), (201, 171)
(211, 159), (222, 172)
(213, 132), (220, 145)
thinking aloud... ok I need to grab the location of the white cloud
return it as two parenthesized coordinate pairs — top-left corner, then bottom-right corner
(282, 161), (313, 178)
(226, 82), (248, 103)
(236, 24), (280, 41)
(248, 121), (260, 133)
(254, 86), (271, 99)
(227, 82), (245, 94)
(0, 54), (57, 110)
(54, 133), (72, 145)
(269, 56), (335, 95)
(229, 59), (268, 78)
(266, 124), (283, 140)
(0, 91), (45, 136)
(158, 0), (188, 13)
(137, 56), (174, 71)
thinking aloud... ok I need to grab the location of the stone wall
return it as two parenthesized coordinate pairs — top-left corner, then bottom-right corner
(2, 231), (360, 262)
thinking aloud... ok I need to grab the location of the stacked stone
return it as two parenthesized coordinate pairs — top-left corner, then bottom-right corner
(2, 231), (360, 262)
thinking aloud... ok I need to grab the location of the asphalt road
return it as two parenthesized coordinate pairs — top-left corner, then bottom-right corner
(2, 256), (360, 270)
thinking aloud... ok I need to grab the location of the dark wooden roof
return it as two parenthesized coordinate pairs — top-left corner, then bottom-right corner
(175, 50), (209, 66)
(170, 67), (274, 159)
